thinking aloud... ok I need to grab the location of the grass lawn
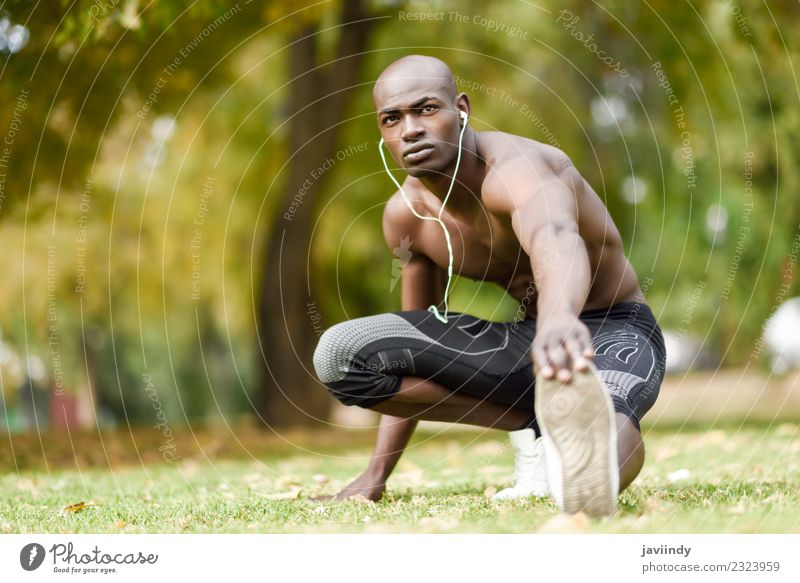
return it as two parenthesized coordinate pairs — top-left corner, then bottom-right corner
(1, 419), (799, 533)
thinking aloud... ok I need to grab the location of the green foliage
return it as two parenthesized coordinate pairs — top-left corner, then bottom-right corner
(1, 0), (799, 425)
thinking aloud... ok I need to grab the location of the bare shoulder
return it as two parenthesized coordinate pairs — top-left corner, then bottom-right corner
(478, 131), (583, 212)
(478, 130), (572, 171)
(382, 183), (434, 249)
(382, 187), (445, 277)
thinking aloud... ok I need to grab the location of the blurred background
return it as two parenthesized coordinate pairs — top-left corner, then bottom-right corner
(0, 0), (799, 447)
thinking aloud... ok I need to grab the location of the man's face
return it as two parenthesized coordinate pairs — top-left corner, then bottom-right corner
(374, 77), (462, 179)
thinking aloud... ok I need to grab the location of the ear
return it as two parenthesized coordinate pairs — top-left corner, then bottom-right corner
(456, 92), (471, 125)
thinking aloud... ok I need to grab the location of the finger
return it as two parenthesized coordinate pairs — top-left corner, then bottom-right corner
(547, 342), (571, 382)
(548, 340), (569, 370)
(531, 345), (552, 378)
(564, 336), (588, 371)
(582, 333), (595, 358)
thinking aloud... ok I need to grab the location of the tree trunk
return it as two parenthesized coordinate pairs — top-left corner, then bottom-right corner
(258, 0), (374, 428)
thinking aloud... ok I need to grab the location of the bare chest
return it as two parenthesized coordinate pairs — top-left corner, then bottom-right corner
(419, 208), (536, 300)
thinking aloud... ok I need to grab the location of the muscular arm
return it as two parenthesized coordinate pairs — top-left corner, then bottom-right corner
(516, 178), (591, 322)
(358, 255), (444, 489)
(329, 192), (445, 501)
(499, 157), (595, 382)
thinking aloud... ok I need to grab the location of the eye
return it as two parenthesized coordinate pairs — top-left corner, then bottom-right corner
(382, 115), (399, 125)
(421, 104), (437, 113)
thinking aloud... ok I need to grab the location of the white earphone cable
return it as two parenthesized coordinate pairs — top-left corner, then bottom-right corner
(378, 110), (469, 323)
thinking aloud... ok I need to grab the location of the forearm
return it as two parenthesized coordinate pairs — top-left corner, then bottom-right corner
(533, 229), (592, 321)
(364, 415), (418, 479)
(363, 254), (445, 477)
(362, 256), (441, 482)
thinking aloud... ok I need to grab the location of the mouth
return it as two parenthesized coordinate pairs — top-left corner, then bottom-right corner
(403, 143), (435, 163)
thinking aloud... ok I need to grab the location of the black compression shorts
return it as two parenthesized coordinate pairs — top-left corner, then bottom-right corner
(313, 301), (667, 432)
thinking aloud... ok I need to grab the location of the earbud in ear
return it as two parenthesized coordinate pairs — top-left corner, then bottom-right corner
(460, 110), (468, 122)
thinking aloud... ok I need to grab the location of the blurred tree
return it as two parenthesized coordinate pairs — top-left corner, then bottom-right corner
(0, 0), (276, 428)
(258, 0), (387, 427)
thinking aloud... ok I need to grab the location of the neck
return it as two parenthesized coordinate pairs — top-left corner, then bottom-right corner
(417, 128), (483, 217)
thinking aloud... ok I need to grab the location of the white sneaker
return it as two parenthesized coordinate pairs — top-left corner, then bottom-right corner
(492, 428), (551, 500)
(536, 361), (619, 517)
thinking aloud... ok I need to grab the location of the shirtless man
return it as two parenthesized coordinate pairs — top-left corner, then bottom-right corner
(312, 55), (666, 516)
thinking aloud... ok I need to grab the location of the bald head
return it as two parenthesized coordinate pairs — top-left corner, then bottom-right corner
(373, 55), (470, 178)
(373, 55), (457, 109)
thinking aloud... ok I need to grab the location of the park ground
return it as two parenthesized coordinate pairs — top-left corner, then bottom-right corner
(1, 368), (799, 534)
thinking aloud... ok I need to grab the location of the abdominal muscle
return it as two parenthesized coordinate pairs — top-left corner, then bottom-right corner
(501, 252), (644, 319)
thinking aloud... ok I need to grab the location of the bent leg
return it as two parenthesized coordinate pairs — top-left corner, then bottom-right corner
(579, 302), (666, 492)
(313, 310), (539, 416)
(616, 412), (644, 491)
(311, 311), (538, 502)
(369, 375), (533, 431)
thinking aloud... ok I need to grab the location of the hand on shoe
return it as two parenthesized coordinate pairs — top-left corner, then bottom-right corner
(531, 312), (594, 383)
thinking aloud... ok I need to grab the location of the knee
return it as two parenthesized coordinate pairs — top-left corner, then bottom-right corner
(312, 322), (349, 386)
(312, 318), (403, 408)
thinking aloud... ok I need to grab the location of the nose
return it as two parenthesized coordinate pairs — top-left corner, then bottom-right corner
(400, 114), (425, 141)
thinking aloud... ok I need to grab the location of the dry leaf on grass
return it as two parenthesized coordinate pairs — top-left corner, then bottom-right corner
(262, 488), (302, 500)
(276, 476), (303, 489)
(61, 501), (100, 515)
(538, 512), (590, 533)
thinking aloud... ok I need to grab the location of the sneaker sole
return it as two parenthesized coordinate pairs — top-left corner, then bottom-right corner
(535, 361), (618, 517)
